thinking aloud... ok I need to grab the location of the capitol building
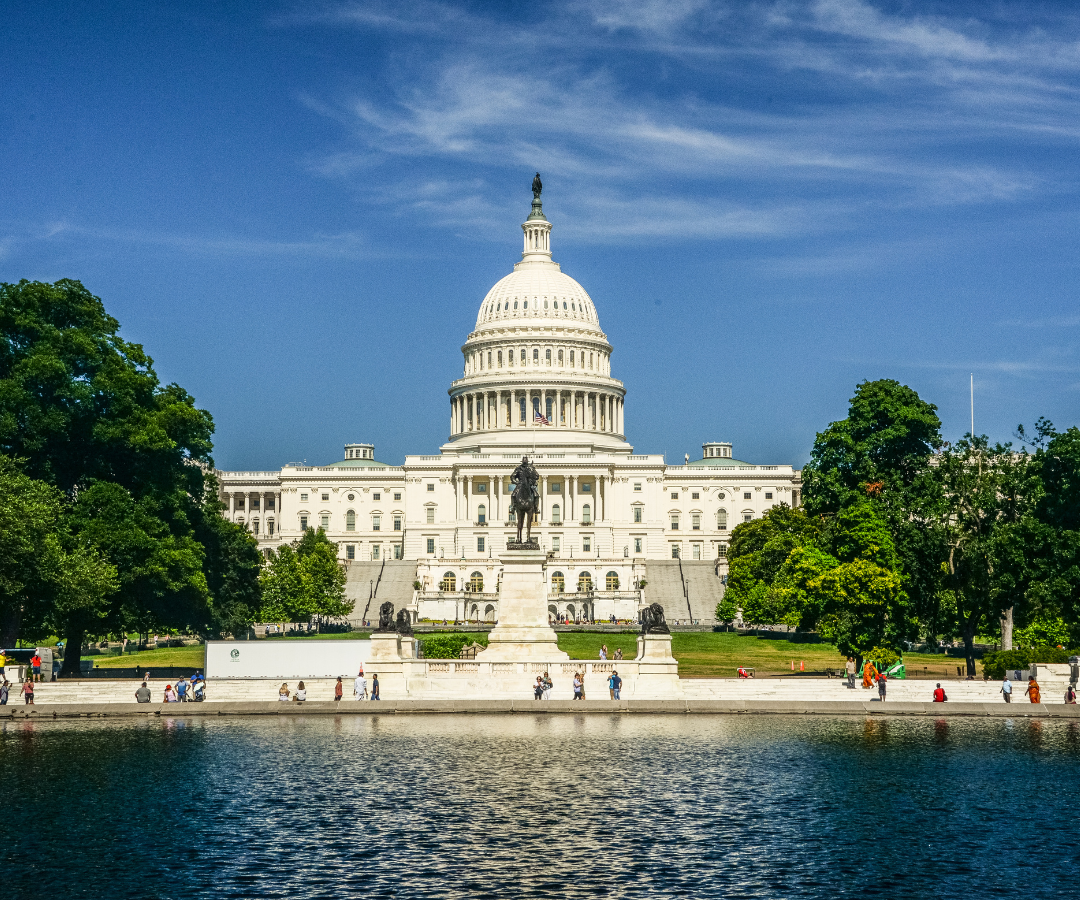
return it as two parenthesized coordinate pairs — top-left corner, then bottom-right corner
(219, 185), (802, 625)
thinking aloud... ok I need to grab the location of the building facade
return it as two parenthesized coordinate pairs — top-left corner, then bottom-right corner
(218, 189), (801, 623)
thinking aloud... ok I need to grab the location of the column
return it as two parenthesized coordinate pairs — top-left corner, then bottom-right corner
(450, 398), (456, 435)
(454, 474), (461, 520)
(463, 475), (470, 521)
(568, 475), (575, 522)
(492, 473), (500, 522)
(511, 389), (518, 427)
(555, 389), (562, 427)
(599, 475), (605, 522)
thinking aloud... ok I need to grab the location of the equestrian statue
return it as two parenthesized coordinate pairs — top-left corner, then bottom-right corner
(509, 455), (540, 545)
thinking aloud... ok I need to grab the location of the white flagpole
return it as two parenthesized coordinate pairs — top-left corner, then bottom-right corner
(970, 373), (974, 439)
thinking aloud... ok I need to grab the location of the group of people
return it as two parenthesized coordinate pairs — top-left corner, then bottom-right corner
(596, 645), (624, 661)
(532, 669), (623, 700)
(998, 675), (1077, 704)
(140, 672), (205, 703)
(0, 678), (36, 705)
(276, 671), (381, 701)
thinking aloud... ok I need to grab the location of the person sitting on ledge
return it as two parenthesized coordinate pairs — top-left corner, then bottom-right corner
(134, 682), (151, 703)
(293, 681), (307, 702)
(738, 667), (753, 679)
(932, 683), (947, 702)
(278, 682), (290, 701)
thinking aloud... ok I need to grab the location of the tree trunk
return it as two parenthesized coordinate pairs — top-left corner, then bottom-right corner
(60, 625), (85, 677)
(1001, 605), (1014, 651)
(0, 603), (22, 648)
(962, 624), (977, 678)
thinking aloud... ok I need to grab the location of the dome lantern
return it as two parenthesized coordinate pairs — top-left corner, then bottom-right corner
(521, 172), (552, 262)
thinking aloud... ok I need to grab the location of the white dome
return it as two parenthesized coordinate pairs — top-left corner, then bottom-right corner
(475, 263), (601, 330)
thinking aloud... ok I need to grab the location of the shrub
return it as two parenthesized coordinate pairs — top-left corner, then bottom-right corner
(868, 646), (900, 668)
(981, 647), (1077, 679)
(419, 633), (489, 659)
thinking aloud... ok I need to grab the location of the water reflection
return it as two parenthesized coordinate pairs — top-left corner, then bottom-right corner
(2, 714), (1078, 898)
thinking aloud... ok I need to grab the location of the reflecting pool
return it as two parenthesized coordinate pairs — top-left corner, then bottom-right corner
(2, 714), (1077, 898)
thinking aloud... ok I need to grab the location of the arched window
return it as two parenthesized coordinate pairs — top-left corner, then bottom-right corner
(519, 397), (526, 423)
(578, 571), (593, 592)
(545, 348), (551, 364)
(498, 350), (503, 367)
(582, 503), (592, 524)
(551, 503), (561, 524)
(520, 349), (526, 364)
(514, 301), (518, 309)
(551, 571), (565, 592)
(570, 350), (575, 365)
(717, 509), (728, 530)
(469, 571), (484, 593)
(558, 349), (564, 365)
(477, 504), (486, 525)
(546, 397), (553, 420)
(484, 604), (496, 622)
(346, 509), (355, 531)
(440, 571), (456, 592)
(606, 571), (620, 590)
(533, 348), (539, 363)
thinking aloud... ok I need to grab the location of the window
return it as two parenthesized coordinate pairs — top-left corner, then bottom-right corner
(717, 509), (728, 530)
(520, 349), (525, 364)
(346, 510), (356, 531)
(693, 544), (701, 560)
(372, 544), (380, 560)
(671, 544), (680, 559)
(634, 506), (642, 523)
(347, 494), (354, 502)
(346, 544), (355, 560)
(744, 513), (753, 523)
(252, 498), (260, 510)
(237, 498), (245, 510)
(545, 348), (551, 364)
(546, 397), (553, 421)
(582, 482), (591, 493)
(427, 483), (435, 492)
(578, 571), (593, 591)
(267, 498), (275, 510)
(393, 516), (402, 531)
(300, 494), (308, 502)
(487, 351), (491, 367)
(519, 398), (526, 423)
(634, 537), (642, 554)
(322, 493), (329, 501)
(394, 492), (401, 501)
(551, 504), (561, 524)
(582, 504), (592, 524)
(718, 544), (727, 558)
(765, 492), (773, 500)
(498, 351), (503, 367)
(692, 492), (699, 500)
(551, 481), (561, 492)
(583, 537), (591, 552)
(477, 537), (485, 553)
(267, 520), (274, 537)
(426, 507), (435, 524)
(426, 538), (435, 554)
(300, 515), (308, 531)
(320, 515), (329, 529)
(558, 349), (564, 364)
(373, 492), (381, 501)
(251, 519), (259, 535)
(570, 350), (575, 365)
(372, 515), (381, 531)
(440, 571), (456, 591)
(744, 492), (752, 500)
(469, 571), (484, 592)
(671, 492), (679, 500)
(475, 482), (487, 493)
(670, 515), (679, 530)
(692, 513), (701, 531)
(394, 544), (402, 559)
(606, 571), (620, 590)
(552, 537), (561, 553)
(552, 571), (565, 592)
(477, 504), (486, 525)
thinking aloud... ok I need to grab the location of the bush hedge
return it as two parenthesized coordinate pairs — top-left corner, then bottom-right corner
(982, 647), (1079, 679)
(419, 633), (490, 659)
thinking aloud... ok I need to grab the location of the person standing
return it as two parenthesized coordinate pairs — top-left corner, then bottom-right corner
(334, 677), (343, 702)
(599, 644), (608, 661)
(876, 671), (887, 701)
(22, 678), (34, 705)
(607, 672), (616, 699)
(176, 678), (188, 702)
(1000, 677), (1012, 703)
(371, 674), (380, 700)
(611, 670), (622, 700)
(0, 679), (9, 705)
(932, 683), (947, 702)
(30, 652), (42, 683)
(542, 671), (552, 700)
(862, 659), (878, 689)
(845, 657), (856, 689)
(534, 676), (544, 700)
(1025, 677), (1041, 704)
(572, 672), (583, 700)
(354, 671), (367, 701)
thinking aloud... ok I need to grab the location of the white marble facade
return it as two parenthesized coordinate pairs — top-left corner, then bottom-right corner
(218, 190), (801, 621)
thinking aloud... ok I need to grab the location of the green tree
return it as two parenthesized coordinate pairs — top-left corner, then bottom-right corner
(813, 560), (906, 657)
(259, 529), (349, 624)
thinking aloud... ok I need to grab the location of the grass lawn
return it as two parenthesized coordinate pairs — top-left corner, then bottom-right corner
(84, 644), (206, 669)
(264, 632), (371, 640)
(556, 631), (980, 679)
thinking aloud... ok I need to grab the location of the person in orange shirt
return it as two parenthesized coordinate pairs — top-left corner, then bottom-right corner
(1025, 677), (1041, 703)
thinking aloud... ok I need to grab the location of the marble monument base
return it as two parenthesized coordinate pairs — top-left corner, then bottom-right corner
(476, 547), (568, 661)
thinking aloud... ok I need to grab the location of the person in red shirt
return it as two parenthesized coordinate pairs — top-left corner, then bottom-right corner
(31, 653), (42, 682)
(932, 683), (947, 702)
(22, 678), (34, 705)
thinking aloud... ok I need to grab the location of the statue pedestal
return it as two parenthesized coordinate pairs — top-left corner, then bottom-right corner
(633, 632), (682, 698)
(477, 548), (568, 661)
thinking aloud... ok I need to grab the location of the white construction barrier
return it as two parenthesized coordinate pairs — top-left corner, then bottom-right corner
(206, 639), (371, 679)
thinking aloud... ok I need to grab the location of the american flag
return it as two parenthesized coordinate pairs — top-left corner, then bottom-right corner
(534, 410), (551, 425)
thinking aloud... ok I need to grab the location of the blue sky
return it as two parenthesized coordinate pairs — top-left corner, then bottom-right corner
(2, 0), (1078, 470)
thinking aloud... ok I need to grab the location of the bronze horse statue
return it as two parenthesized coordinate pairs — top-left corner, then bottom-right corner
(510, 456), (540, 544)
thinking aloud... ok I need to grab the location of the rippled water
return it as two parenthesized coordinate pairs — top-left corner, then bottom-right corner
(2, 714), (1077, 898)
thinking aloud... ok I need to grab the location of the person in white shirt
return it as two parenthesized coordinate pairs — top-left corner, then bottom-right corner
(354, 671), (368, 700)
